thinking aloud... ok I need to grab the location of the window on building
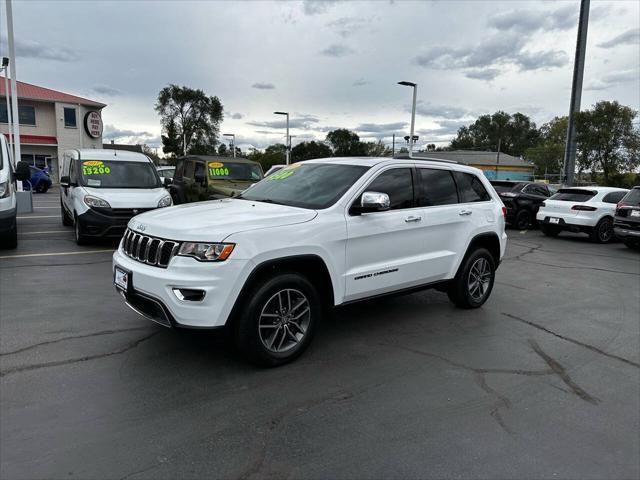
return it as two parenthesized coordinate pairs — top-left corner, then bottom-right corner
(64, 107), (77, 128)
(0, 105), (36, 126)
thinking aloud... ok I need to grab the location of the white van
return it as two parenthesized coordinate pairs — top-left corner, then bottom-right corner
(0, 134), (18, 248)
(60, 149), (172, 245)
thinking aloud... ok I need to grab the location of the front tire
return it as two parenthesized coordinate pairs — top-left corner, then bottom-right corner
(0, 218), (17, 249)
(623, 239), (640, 251)
(589, 217), (614, 244)
(74, 215), (90, 245)
(61, 201), (73, 226)
(234, 273), (321, 366)
(447, 248), (496, 309)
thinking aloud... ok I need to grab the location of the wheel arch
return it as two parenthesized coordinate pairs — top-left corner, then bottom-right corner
(463, 232), (501, 268)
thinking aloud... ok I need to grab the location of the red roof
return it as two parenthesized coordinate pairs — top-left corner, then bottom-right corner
(3, 133), (57, 145)
(0, 80), (105, 108)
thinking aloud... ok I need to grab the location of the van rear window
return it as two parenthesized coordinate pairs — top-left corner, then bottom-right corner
(550, 189), (596, 202)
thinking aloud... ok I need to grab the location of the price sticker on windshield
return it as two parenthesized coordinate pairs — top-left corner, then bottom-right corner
(82, 160), (111, 175)
(208, 162), (229, 177)
(267, 163), (300, 180)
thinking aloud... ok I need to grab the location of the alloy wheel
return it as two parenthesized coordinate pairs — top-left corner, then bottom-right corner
(258, 288), (311, 353)
(599, 220), (613, 242)
(467, 257), (492, 302)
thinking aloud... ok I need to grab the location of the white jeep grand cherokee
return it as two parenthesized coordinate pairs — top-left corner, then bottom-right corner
(113, 157), (507, 365)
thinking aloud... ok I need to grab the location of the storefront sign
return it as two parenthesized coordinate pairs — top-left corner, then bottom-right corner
(84, 111), (103, 139)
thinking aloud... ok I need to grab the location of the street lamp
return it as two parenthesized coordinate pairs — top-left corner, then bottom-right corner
(398, 81), (417, 158)
(274, 111), (290, 164)
(1, 58), (13, 154)
(223, 133), (236, 158)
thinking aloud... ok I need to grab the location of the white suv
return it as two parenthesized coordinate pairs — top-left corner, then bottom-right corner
(113, 157), (508, 365)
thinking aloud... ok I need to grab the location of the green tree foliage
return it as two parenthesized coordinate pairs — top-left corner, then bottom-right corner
(217, 143), (228, 156)
(326, 129), (364, 156)
(155, 84), (223, 157)
(291, 141), (332, 161)
(574, 101), (640, 185)
(247, 144), (287, 171)
(450, 111), (539, 157)
(525, 116), (567, 176)
(361, 140), (391, 157)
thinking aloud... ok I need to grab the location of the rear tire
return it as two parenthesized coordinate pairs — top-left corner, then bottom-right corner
(61, 201), (73, 226)
(589, 217), (614, 244)
(234, 273), (320, 366)
(540, 224), (560, 237)
(515, 209), (532, 230)
(74, 215), (90, 245)
(447, 248), (495, 309)
(623, 239), (640, 251)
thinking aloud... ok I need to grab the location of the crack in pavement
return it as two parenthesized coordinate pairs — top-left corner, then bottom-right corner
(511, 257), (640, 276)
(0, 327), (152, 356)
(0, 332), (159, 377)
(474, 372), (514, 434)
(529, 339), (600, 405)
(237, 389), (354, 480)
(508, 241), (639, 260)
(502, 313), (640, 369)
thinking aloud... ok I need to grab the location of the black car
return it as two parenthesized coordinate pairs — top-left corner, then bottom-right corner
(614, 186), (640, 250)
(490, 181), (551, 230)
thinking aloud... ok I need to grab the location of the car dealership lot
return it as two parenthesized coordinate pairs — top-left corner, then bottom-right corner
(1, 191), (639, 480)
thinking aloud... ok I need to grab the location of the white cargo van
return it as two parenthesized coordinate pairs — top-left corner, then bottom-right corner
(0, 135), (18, 248)
(60, 149), (171, 245)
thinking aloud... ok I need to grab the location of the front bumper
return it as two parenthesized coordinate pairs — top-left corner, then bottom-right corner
(112, 248), (253, 328)
(614, 224), (640, 239)
(78, 208), (149, 238)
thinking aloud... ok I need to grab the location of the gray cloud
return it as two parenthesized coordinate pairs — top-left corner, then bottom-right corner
(8, 37), (80, 62)
(415, 102), (470, 119)
(320, 44), (355, 57)
(354, 122), (408, 139)
(247, 114), (321, 130)
(488, 5), (577, 33)
(597, 28), (640, 49)
(352, 78), (369, 87)
(230, 112), (244, 119)
(303, 0), (338, 15)
(585, 68), (639, 90)
(464, 68), (500, 81)
(513, 50), (569, 70)
(103, 124), (153, 139)
(251, 82), (276, 90)
(327, 17), (368, 37)
(92, 84), (122, 96)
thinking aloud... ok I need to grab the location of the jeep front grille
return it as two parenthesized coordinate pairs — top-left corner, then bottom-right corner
(121, 229), (180, 268)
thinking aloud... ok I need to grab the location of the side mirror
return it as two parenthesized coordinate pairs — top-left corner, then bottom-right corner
(14, 161), (31, 182)
(163, 177), (172, 187)
(351, 191), (390, 215)
(60, 175), (71, 188)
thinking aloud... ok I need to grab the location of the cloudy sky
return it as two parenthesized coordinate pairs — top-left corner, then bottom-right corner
(3, 0), (639, 151)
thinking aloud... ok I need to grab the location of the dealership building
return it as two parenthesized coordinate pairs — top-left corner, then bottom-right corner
(0, 80), (105, 182)
(414, 150), (535, 181)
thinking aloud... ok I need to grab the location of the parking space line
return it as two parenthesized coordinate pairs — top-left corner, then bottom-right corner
(0, 249), (114, 259)
(19, 230), (70, 235)
(17, 215), (59, 219)
(32, 206), (60, 209)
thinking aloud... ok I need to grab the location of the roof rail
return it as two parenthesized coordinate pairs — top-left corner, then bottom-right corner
(393, 154), (460, 164)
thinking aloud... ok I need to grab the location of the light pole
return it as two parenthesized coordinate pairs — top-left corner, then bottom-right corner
(223, 133), (236, 158)
(274, 111), (290, 164)
(398, 81), (417, 158)
(1, 58), (13, 155)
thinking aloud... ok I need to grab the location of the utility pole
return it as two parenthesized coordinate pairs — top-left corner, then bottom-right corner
(562, 0), (590, 186)
(392, 134), (395, 157)
(2, 58), (13, 155)
(398, 81), (417, 158)
(495, 137), (501, 179)
(5, 0), (21, 172)
(274, 111), (290, 164)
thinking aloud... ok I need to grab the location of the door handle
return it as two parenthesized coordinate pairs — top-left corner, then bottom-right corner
(404, 215), (422, 223)
(459, 209), (473, 216)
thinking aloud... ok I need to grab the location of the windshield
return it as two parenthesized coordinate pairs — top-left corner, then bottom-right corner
(79, 160), (160, 189)
(621, 188), (640, 206)
(207, 161), (262, 182)
(550, 189), (597, 202)
(491, 181), (521, 193)
(239, 163), (369, 209)
(158, 167), (175, 178)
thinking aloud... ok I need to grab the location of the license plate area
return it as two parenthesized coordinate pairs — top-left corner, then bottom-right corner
(630, 210), (640, 218)
(549, 217), (560, 224)
(114, 266), (131, 292)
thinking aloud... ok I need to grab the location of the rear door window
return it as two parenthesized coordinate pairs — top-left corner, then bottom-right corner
(602, 191), (627, 204)
(550, 189), (597, 202)
(621, 188), (640, 206)
(417, 168), (458, 206)
(454, 172), (491, 203)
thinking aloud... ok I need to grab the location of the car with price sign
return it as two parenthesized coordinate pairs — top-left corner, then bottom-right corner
(166, 156), (263, 204)
(60, 149), (172, 245)
(113, 157), (508, 366)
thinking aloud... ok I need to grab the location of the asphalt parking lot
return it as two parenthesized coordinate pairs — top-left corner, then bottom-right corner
(1, 188), (639, 480)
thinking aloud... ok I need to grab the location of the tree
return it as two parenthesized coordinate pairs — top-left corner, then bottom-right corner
(450, 111), (539, 157)
(155, 84), (223, 157)
(326, 129), (364, 156)
(247, 144), (287, 171)
(361, 140), (391, 157)
(525, 116), (567, 176)
(574, 101), (640, 185)
(291, 141), (332, 161)
(140, 144), (161, 165)
(217, 143), (228, 156)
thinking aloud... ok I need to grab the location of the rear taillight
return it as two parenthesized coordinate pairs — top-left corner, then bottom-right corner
(571, 205), (597, 211)
(501, 206), (507, 218)
(617, 202), (628, 209)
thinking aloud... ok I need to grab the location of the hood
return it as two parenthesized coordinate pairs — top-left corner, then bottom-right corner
(83, 187), (169, 209)
(209, 179), (256, 198)
(127, 198), (317, 241)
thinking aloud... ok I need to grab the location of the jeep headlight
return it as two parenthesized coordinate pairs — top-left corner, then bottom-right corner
(83, 195), (111, 208)
(157, 195), (172, 208)
(178, 242), (235, 262)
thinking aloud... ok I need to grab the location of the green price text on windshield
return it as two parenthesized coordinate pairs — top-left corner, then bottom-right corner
(209, 167), (229, 177)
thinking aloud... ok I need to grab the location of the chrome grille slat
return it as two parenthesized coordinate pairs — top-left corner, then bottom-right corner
(121, 228), (179, 269)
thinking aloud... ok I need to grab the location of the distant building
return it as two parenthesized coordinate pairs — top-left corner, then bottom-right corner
(0, 80), (106, 182)
(413, 150), (534, 181)
(102, 140), (144, 153)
